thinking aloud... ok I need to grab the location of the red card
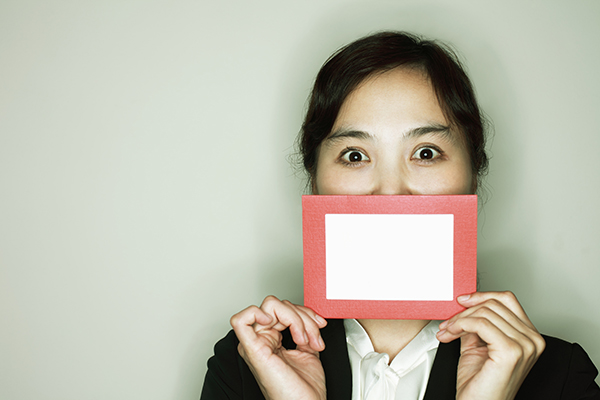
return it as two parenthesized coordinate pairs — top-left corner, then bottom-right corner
(302, 195), (477, 320)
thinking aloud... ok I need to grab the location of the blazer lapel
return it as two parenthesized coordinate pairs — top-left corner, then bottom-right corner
(422, 339), (460, 400)
(320, 319), (353, 400)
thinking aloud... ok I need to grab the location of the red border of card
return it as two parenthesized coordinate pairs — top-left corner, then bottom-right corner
(302, 195), (477, 320)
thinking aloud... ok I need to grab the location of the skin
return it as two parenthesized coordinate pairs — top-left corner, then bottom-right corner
(231, 67), (545, 400)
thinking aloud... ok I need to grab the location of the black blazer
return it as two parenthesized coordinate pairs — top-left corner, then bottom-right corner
(201, 319), (600, 399)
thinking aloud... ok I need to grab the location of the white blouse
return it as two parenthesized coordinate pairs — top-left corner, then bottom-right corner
(344, 319), (441, 400)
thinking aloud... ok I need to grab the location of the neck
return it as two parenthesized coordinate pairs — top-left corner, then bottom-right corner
(357, 319), (430, 363)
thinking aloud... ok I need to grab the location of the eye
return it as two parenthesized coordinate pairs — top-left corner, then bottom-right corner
(341, 149), (370, 163)
(412, 146), (441, 161)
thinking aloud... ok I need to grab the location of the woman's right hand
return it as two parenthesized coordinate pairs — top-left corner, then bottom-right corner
(230, 295), (328, 400)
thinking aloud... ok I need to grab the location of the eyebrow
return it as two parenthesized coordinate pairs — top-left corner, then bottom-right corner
(324, 123), (453, 145)
(405, 123), (453, 141)
(324, 129), (374, 144)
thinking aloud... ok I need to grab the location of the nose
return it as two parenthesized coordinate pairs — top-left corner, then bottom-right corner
(370, 165), (413, 195)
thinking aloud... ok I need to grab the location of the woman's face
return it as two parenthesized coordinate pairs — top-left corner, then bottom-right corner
(314, 67), (474, 196)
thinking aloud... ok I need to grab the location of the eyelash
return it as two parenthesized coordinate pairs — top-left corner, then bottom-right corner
(338, 147), (370, 167)
(336, 144), (445, 167)
(411, 145), (445, 163)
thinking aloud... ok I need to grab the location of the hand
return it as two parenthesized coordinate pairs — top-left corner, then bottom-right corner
(436, 291), (546, 400)
(230, 295), (328, 400)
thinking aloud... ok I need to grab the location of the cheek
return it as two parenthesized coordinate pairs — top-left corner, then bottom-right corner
(313, 162), (331, 195)
(440, 174), (474, 195)
(313, 148), (342, 195)
(455, 158), (476, 195)
(409, 156), (474, 195)
(427, 145), (475, 195)
(314, 167), (346, 195)
(314, 164), (372, 195)
(430, 165), (474, 195)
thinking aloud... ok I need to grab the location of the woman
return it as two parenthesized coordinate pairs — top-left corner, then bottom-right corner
(201, 32), (599, 400)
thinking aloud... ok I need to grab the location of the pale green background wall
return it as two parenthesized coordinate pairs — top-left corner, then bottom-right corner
(1, 1), (599, 398)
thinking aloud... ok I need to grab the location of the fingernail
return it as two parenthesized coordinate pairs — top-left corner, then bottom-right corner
(303, 332), (309, 344)
(437, 329), (446, 337)
(439, 320), (447, 329)
(318, 336), (325, 349)
(315, 314), (326, 325)
(457, 294), (471, 302)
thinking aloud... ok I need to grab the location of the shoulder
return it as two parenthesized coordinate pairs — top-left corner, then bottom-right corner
(516, 335), (600, 400)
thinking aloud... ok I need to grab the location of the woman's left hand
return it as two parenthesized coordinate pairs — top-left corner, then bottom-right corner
(436, 291), (546, 400)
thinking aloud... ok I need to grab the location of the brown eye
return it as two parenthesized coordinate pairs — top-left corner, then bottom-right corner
(342, 150), (370, 163)
(349, 151), (362, 162)
(412, 147), (440, 160)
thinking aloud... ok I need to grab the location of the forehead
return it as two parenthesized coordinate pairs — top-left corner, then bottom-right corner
(332, 67), (446, 133)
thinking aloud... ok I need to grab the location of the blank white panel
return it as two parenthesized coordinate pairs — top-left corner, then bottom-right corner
(325, 214), (454, 301)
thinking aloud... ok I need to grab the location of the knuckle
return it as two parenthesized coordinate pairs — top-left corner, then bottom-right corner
(521, 337), (536, 356)
(500, 291), (517, 304)
(261, 296), (284, 311)
(487, 298), (502, 308)
(237, 343), (246, 357)
(470, 316), (490, 331)
(263, 295), (279, 304)
(297, 304), (312, 315)
(476, 306), (496, 319)
(534, 334), (546, 353)
(230, 305), (259, 327)
(473, 316), (488, 327)
(506, 340), (525, 360)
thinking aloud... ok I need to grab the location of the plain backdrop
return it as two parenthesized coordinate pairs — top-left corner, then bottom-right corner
(1, 1), (599, 399)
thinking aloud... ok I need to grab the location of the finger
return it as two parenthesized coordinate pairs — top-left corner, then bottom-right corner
(437, 309), (542, 361)
(439, 316), (543, 378)
(294, 304), (328, 328)
(289, 303), (326, 351)
(441, 297), (534, 338)
(440, 316), (544, 400)
(230, 305), (275, 347)
(438, 314), (530, 356)
(280, 300), (325, 351)
(438, 300), (546, 359)
(439, 306), (520, 342)
(259, 296), (311, 346)
(455, 291), (536, 329)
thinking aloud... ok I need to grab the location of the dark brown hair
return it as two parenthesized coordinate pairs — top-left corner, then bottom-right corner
(299, 31), (488, 191)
